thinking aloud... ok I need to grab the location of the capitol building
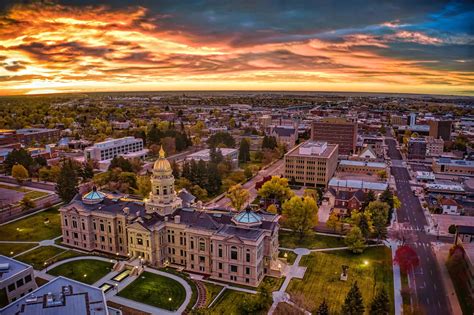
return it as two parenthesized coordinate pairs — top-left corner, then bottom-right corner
(60, 147), (282, 287)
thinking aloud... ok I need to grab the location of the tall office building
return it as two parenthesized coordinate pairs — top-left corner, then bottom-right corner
(284, 140), (339, 187)
(311, 118), (357, 155)
(429, 120), (452, 141)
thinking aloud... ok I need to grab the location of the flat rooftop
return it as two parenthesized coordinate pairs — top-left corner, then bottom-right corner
(339, 160), (386, 168)
(16, 128), (58, 135)
(435, 158), (474, 168)
(1, 276), (107, 315)
(329, 178), (388, 191)
(187, 148), (237, 158)
(286, 141), (337, 158)
(89, 136), (142, 149)
(0, 255), (32, 283)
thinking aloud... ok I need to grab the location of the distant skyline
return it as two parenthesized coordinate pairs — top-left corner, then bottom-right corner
(0, 1), (472, 96)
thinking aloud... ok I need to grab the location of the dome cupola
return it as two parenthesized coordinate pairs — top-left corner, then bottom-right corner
(232, 205), (262, 227)
(82, 186), (105, 205)
(153, 146), (172, 173)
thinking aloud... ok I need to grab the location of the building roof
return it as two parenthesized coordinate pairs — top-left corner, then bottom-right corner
(82, 187), (106, 204)
(335, 189), (366, 202)
(286, 140), (337, 158)
(329, 178), (388, 191)
(1, 276), (107, 315)
(435, 158), (474, 168)
(440, 198), (459, 207)
(271, 126), (296, 137)
(153, 146), (172, 172)
(457, 225), (474, 235)
(232, 207), (263, 227)
(0, 256), (31, 283)
(339, 160), (385, 168)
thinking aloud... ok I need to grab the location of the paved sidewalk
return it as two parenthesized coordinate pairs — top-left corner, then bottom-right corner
(385, 239), (402, 315)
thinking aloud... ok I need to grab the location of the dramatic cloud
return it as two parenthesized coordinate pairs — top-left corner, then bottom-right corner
(0, 0), (472, 95)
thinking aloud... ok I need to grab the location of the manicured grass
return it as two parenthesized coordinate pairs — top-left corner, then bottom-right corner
(118, 271), (186, 311)
(446, 259), (474, 315)
(261, 276), (285, 292)
(287, 247), (394, 314)
(208, 289), (265, 315)
(279, 250), (297, 265)
(279, 230), (346, 249)
(0, 207), (62, 241)
(400, 270), (411, 314)
(204, 282), (224, 307)
(160, 267), (198, 312)
(0, 242), (37, 257)
(16, 246), (83, 269)
(274, 302), (304, 315)
(0, 184), (49, 200)
(48, 259), (113, 285)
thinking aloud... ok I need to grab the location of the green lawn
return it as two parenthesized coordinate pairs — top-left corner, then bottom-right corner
(204, 282), (224, 307)
(208, 289), (266, 315)
(48, 259), (113, 285)
(0, 242), (37, 257)
(279, 230), (346, 249)
(118, 271), (186, 311)
(287, 247), (394, 314)
(279, 250), (297, 265)
(0, 184), (49, 200)
(160, 267), (198, 312)
(16, 246), (82, 269)
(0, 207), (62, 241)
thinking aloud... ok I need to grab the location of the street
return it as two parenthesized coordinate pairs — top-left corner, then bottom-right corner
(206, 159), (285, 210)
(386, 136), (452, 315)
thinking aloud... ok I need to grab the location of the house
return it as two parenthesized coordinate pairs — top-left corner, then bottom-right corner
(330, 188), (366, 216)
(270, 126), (297, 149)
(440, 198), (462, 215)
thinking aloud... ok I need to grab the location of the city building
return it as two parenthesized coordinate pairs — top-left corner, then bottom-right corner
(407, 138), (427, 160)
(311, 118), (357, 155)
(269, 126), (298, 149)
(0, 128), (60, 146)
(390, 114), (407, 126)
(0, 256), (37, 308)
(453, 226), (474, 299)
(337, 160), (386, 175)
(185, 148), (239, 169)
(1, 276), (108, 315)
(426, 136), (444, 157)
(60, 149), (282, 287)
(432, 158), (474, 176)
(84, 137), (148, 169)
(429, 120), (452, 141)
(439, 198), (462, 215)
(284, 140), (338, 187)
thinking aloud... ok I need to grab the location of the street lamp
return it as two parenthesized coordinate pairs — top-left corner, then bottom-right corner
(364, 260), (369, 266)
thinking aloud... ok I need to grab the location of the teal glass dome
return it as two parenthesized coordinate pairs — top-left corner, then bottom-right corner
(232, 206), (262, 227)
(82, 186), (105, 204)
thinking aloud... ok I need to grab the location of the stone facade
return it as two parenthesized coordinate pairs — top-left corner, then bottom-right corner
(60, 148), (281, 287)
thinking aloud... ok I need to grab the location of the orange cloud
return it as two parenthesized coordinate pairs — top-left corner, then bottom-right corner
(0, 3), (472, 95)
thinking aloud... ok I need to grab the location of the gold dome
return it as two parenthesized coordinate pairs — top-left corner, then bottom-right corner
(153, 146), (172, 172)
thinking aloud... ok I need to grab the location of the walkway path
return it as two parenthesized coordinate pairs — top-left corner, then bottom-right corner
(268, 248), (310, 314)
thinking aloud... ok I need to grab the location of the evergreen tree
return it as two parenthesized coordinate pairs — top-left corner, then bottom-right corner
(362, 190), (376, 210)
(316, 299), (329, 315)
(147, 124), (162, 145)
(210, 147), (224, 164)
(82, 162), (94, 180)
(207, 162), (222, 196)
(358, 213), (371, 239)
(56, 159), (78, 203)
(4, 148), (34, 174)
(369, 288), (390, 315)
(181, 161), (191, 180)
(341, 281), (365, 315)
(109, 156), (133, 172)
(379, 188), (395, 221)
(238, 138), (251, 163)
(171, 161), (180, 178)
(195, 160), (208, 188)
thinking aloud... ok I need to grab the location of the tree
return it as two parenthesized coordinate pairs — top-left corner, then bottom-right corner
(394, 245), (420, 273)
(244, 166), (253, 179)
(227, 184), (250, 211)
(207, 132), (235, 148)
(258, 176), (294, 210)
(303, 188), (319, 204)
(134, 175), (151, 198)
(448, 224), (457, 234)
(171, 161), (180, 178)
(56, 159), (78, 203)
(20, 196), (36, 211)
(366, 201), (390, 241)
(267, 204), (278, 214)
(362, 190), (376, 210)
(377, 170), (387, 180)
(12, 164), (29, 184)
(316, 299), (329, 315)
(161, 136), (176, 155)
(191, 185), (208, 201)
(4, 148), (34, 174)
(238, 138), (251, 164)
(341, 281), (365, 315)
(109, 156), (133, 172)
(262, 135), (277, 150)
(282, 196), (318, 239)
(81, 162), (94, 180)
(326, 212), (340, 233)
(207, 162), (222, 196)
(369, 288), (390, 315)
(345, 227), (366, 254)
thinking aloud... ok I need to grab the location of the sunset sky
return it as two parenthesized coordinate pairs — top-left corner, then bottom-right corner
(0, 1), (472, 96)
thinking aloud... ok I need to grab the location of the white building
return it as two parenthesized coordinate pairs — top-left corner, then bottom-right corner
(186, 148), (239, 168)
(84, 137), (148, 170)
(0, 256), (37, 308)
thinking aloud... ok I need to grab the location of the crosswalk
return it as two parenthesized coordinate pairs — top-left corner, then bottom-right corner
(398, 226), (423, 231)
(412, 242), (431, 248)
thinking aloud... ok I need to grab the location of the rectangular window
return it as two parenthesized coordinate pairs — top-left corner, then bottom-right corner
(246, 267), (250, 275)
(16, 278), (24, 288)
(246, 253), (250, 262)
(199, 242), (205, 251)
(7, 283), (15, 292)
(230, 265), (237, 273)
(100, 224), (104, 232)
(199, 256), (205, 263)
(218, 262), (223, 270)
(218, 248), (222, 257)
(25, 275), (32, 283)
(82, 222), (85, 230)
